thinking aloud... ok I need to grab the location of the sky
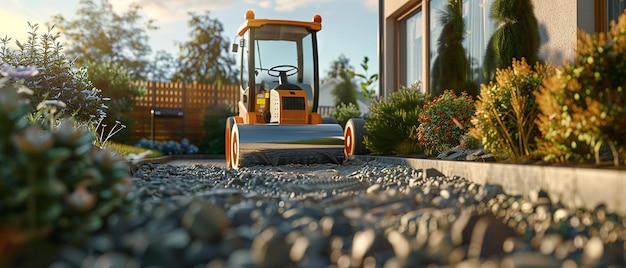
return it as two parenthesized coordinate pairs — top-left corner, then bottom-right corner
(0, 0), (379, 79)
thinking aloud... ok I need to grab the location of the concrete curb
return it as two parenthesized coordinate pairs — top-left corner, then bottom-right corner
(355, 155), (626, 215)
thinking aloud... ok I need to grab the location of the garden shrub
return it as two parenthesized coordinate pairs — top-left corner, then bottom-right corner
(535, 12), (626, 165)
(84, 60), (146, 143)
(331, 102), (361, 128)
(364, 83), (429, 155)
(0, 23), (105, 122)
(459, 133), (482, 150)
(198, 103), (235, 154)
(0, 68), (135, 252)
(470, 58), (552, 160)
(415, 90), (475, 155)
(483, 0), (540, 81)
(135, 138), (199, 155)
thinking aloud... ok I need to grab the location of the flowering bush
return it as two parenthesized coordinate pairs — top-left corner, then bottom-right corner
(415, 90), (475, 155)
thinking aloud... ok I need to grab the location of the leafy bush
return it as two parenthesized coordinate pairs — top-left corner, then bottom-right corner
(0, 23), (105, 122)
(459, 133), (482, 150)
(198, 103), (235, 154)
(331, 102), (361, 128)
(415, 90), (475, 155)
(134, 138), (199, 155)
(470, 58), (551, 160)
(134, 138), (161, 150)
(0, 69), (135, 253)
(354, 56), (378, 100)
(364, 83), (429, 155)
(84, 60), (146, 143)
(535, 13), (626, 166)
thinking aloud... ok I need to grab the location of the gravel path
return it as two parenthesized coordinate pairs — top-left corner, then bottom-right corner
(46, 159), (625, 267)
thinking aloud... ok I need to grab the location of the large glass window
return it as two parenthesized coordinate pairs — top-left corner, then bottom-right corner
(399, 9), (423, 89)
(606, 0), (626, 29)
(394, 1), (496, 92)
(429, 0), (448, 87)
(462, 0), (496, 84)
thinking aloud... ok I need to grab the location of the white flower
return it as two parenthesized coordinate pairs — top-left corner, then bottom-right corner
(0, 64), (39, 79)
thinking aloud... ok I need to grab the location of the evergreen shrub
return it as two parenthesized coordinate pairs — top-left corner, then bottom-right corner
(331, 102), (361, 128)
(536, 12), (626, 165)
(471, 58), (552, 160)
(198, 103), (235, 154)
(364, 83), (429, 155)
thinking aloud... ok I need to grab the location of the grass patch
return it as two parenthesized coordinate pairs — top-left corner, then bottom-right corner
(105, 142), (163, 159)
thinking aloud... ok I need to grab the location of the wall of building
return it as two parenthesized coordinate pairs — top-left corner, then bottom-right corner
(380, 0), (421, 98)
(532, 0), (594, 66)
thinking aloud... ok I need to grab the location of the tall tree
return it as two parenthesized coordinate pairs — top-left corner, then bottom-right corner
(324, 54), (352, 82)
(84, 60), (146, 142)
(145, 50), (176, 82)
(431, 0), (475, 97)
(325, 55), (359, 107)
(483, 0), (540, 81)
(51, 0), (156, 80)
(171, 11), (237, 85)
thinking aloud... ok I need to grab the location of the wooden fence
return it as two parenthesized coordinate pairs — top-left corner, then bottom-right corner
(123, 81), (239, 145)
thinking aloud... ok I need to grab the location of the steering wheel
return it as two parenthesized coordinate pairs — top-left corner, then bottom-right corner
(267, 65), (298, 77)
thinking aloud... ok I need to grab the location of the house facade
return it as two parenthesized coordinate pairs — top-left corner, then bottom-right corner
(378, 0), (626, 97)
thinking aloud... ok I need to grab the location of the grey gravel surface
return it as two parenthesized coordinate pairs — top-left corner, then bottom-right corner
(48, 159), (625, 267)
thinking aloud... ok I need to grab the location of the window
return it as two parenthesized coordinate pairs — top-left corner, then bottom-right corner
(430, 0), (448, 86)
(596, 0), (626, 33)
(463, 0), (496, 84)
(398, 9), (423, 89)
(606, 0), (626, 30)
(392, 0), (496, 93)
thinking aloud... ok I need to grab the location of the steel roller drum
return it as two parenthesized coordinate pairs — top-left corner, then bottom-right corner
(230, 123), (345, 168)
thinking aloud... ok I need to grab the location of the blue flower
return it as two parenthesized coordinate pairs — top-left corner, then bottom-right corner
(0, 64), (39, 79)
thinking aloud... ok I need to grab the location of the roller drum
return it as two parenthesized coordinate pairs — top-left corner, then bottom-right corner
(230, 124), (345, 168)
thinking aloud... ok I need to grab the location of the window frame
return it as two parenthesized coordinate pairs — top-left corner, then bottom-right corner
(396, 5), (423, 90)
(595, 0), (626, 33)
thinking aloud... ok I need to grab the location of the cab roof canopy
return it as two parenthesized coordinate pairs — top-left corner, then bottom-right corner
(237, 10), (322, 39)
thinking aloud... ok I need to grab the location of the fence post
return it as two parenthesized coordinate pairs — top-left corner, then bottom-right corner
(151, 81), (156, 142)
(182, 82), (186, 140)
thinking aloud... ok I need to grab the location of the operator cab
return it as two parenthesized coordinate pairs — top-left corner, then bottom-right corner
(233, 10), (322, 124)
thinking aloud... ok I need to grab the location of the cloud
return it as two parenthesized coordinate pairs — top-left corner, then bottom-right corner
(245, 0), (332, 12)
(109, 0), (241, 23)
(364, 0), (378, 12)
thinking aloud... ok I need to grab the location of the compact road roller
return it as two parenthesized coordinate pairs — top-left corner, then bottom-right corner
(226, 10), (345, 169)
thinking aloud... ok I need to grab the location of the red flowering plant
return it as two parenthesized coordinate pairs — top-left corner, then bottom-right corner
(414, 90), (475, 155)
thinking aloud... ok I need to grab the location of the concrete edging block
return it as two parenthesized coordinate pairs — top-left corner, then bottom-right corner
(356, 155), (626, 215)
